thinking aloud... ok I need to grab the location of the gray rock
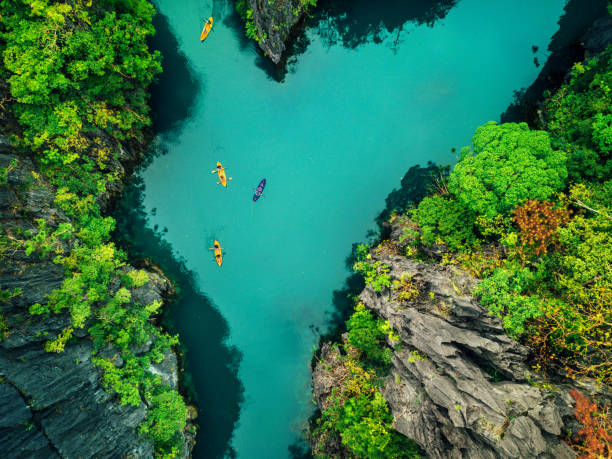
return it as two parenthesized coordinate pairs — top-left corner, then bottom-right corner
(361, 252), (577, 458)
(0, 145), (192, 457)
(247, 0), (308, 65)
(583, 15), (612, 57)
(310, 221), (612, 458)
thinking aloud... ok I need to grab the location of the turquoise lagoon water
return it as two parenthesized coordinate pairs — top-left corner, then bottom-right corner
(139, 0), (568, 456)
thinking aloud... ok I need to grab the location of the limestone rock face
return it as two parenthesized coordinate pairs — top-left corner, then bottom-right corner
(248, 0), (308, 64)
(364, 252), (578, 459)
(311, 218), (610, 458)
(0, 145), (191, 457)
(583, 15), (612, 57)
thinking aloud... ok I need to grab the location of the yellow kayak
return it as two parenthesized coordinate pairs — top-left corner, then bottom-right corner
(201, 17), (213, 41)
(211, 240), (222, 266)
(211, 161), (229, 187)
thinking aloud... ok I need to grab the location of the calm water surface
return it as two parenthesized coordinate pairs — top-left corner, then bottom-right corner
(140, 0), (567, 456)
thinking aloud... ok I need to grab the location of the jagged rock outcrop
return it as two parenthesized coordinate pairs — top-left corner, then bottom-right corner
(312, 218), (610, 458)
(247, 0), (309, 64)
(0, 143), (194, 457)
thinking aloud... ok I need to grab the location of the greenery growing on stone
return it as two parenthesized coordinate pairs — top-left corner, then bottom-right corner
(449, 122), (567, 220)
(235, 0), (317, 44)
(313, 303), (423, 458)
(352, 243), (392, 292)
(347, 302), (394, 366)
(0, 0), (188, 455)
(544, 45), (612, 181)
(408, 49), (612, 385)
(413, 195), (476, 250)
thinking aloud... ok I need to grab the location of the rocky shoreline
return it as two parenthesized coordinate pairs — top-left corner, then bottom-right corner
(0, 136), (196, 457)
(309, 8), (612, 458)
(245, 0), (312, 66)
(311, 216), (611, 458)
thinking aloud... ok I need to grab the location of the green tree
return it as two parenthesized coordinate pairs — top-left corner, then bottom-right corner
(448, 122), (567, 220)
(347, 303), (394, 365)
(413, 194), (476, 250)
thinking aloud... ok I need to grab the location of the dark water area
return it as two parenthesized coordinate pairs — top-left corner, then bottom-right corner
(284, 0), (458, 77)
(311, 0), (457, 48)
(118, 0), (574, 457)
(149, 13), (202, 135)
(118, 9), (244, 459)
(502, 0), (609, 124)
(113, 174), (244, 459)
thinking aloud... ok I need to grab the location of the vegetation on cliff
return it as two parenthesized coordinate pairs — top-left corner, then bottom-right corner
(236, 0), (317, 43)
(313, 32), (612, 459)
(312, 301), (423, 458)
(409, 47), (612, 386)
(0, 0), (188, 456)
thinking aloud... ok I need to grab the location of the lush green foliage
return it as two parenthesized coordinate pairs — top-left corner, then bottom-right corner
(352, 243), (392, 292)
(475, 261), (547, 337)
(314, 304), (422, 458)
(139, 387), (187, 456)
(449, 122), (567, 220)
(413, 195), (476, 250)
(544, 46), (612, 181)
(1, 0), (161, 168)
(0, 1), (187, 455)
(347, 302), (395, 366)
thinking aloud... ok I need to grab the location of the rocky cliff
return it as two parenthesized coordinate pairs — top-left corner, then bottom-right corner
(311, 217), (610, 458)
(0, 138), (196, 457)
(247, 0), (311, 65)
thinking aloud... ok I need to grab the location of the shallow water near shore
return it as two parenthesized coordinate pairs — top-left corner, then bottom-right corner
(135, 0), (568, 456)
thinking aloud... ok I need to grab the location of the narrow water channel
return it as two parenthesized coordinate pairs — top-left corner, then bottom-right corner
(135, 0), (568, 456)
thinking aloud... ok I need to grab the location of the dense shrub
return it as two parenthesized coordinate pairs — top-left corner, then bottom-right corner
(346, 303), (394, 366)
(352, 244), (392, 292)
(140, 388), (188, 456)
(475, 261), (547, 337)
(413, 195), (476, 250)
(449, 122), (567, 220)
(315, 310), (423, 458)
(544, 46), (612, 181)
(513, 199), (570, 255)
(568, 390), (612, 459)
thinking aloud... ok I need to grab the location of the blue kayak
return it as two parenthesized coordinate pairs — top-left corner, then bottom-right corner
(253, 178), (266, 201)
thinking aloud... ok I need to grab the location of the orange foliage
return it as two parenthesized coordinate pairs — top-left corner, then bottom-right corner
(513, 200), (570, 255)
(568, 389), (612, 459)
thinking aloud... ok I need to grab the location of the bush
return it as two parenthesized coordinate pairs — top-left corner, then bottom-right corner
(346, 303), (394, 366)
(413, 195), (476, 250)
(352, 244), (392, 292)
(568, 390), (612, 459)
(140, 388), (188, 454)
(513, 200), (570, 255)
(544, 46), (612, 182)
(316, 350), (423, 459)
(475, 262), (546, 337)
(448, 122), (567, 220)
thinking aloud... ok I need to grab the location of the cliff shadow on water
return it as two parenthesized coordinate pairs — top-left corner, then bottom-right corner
(113, 165), (245, 459)
(284, 0), (458, 74)
(115, 8), (244, 459)
(320, 162), (444, 346)
(149, 10), (202, 136)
